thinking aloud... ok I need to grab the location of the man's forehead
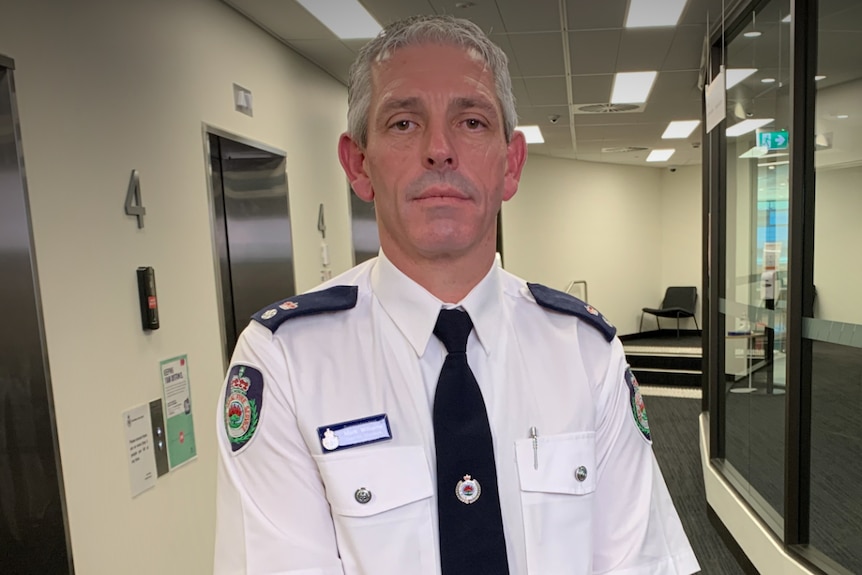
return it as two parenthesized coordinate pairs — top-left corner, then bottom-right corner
(369, 42), (495, 99)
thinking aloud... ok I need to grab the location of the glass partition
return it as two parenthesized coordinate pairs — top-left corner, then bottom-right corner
(721, 0), (791, 533)
(808, 0), (862, 571)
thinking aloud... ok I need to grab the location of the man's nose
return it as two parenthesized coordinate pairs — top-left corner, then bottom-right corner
(422, 121), (458, 170)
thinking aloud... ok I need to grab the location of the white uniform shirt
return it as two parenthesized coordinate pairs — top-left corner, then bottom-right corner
(215, 252), (700, 575)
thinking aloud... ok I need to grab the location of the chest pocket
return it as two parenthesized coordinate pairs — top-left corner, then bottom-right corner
(515, 431), (597, 575)
(314, 446), (436, 574)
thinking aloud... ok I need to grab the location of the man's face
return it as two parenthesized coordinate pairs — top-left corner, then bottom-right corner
(340, 42), (526, 264)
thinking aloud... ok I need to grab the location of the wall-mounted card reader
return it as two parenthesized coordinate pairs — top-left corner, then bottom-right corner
(136, 266), (160, 331)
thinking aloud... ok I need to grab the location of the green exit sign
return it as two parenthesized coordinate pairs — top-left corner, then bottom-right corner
(759, 130), (789, 150)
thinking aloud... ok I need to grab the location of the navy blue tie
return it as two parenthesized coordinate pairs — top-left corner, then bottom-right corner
(432, 309), (509, 574)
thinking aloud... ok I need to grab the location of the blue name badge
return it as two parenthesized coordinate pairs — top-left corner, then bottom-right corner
(317, 413), (392, 453)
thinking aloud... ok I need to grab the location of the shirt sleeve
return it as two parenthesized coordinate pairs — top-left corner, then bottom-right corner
(586, 333), (701, 575)
(214, 322), (345, 575)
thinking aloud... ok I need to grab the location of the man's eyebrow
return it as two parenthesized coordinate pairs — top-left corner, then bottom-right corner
(377, 97), (422, 117)
(451, 97), (498, 116)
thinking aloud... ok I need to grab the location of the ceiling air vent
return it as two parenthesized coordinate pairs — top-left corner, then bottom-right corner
(601, 146), (649, 154)
(574, 103), (644, 114)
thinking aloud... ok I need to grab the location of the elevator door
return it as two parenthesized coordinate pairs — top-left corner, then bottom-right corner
(0, 60), (73, 574)
(208, 132), (296, 363)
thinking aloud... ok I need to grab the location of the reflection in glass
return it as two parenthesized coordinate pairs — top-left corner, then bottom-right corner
(809, 0), (862, 571)
(722, 0), (790, 532)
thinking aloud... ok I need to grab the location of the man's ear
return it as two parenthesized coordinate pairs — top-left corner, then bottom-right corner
(502, 130), (527, 202)
(338, 133), (374, 201)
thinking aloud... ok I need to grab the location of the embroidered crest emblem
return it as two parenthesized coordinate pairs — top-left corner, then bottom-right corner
(279, 301), (299, 311)
(455, 475), (482, 504)
(624, 368), (651, 443)
(224, 365), (264, 453)
(261, 309), (277, 320)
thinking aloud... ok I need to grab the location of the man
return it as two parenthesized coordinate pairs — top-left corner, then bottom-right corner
(215, 14), (699, 575)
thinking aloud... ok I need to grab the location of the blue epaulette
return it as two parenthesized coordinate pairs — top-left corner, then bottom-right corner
(527, 283), (616, 342)
(252, 285), (358, 332)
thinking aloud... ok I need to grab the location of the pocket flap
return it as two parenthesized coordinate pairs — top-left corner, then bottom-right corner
(515, 431), (596, 495)
(315, 446), (433, 517)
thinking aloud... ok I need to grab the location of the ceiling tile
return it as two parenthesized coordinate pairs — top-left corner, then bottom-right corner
(568, 30), (621, 75)
(427, 0), (507, 33)
(490, 33), (525, 78)
(565, 0), (627, 30)
(680, 0), (724, 26)
(507, 32), (566, 77)
(286, 39), (358, 83)
(523, 77), (569, 106)
(570, 74), (614, 104)
(517, 105), (571, 127)
(650, 70), (701, 101)
(529, 124), (573, 148)
(617, 28), (676, 72)
(663, 25), (707, 71)
(360, 0), (437, 26)
(226, 0), (335, 40)
(511, 77), (532, 107)
(496, 0), (562, 33)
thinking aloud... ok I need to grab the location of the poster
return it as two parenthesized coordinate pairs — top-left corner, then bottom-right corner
(122, 404), (157, 497)
(160, 354), (197, 469)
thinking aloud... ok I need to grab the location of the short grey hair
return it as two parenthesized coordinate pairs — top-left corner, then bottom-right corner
(346, 14), (518, 147)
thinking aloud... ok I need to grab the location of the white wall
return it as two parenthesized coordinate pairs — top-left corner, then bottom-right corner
(0, 0), (350, 573)
(502, 154), (672, 335)
(659, 165), (703, 327)
(814, 165), (862, 324)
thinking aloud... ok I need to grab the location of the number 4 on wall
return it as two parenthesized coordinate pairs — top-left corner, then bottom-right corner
(125, 169), (146, 229)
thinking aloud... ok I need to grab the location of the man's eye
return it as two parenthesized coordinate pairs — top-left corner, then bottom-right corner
(393, 120), (414, 131)
(464, 118), (485, 129)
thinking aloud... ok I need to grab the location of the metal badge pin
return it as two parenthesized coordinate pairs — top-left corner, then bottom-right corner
(354, 487), (372, 504)
(455, 475), (481, 504)
(530, 426), (539, 470)
(575, 466), (588, 482)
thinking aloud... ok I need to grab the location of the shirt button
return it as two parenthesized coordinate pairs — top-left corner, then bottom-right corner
(575, 466), (588, 482)
(354, 487), (372, 504)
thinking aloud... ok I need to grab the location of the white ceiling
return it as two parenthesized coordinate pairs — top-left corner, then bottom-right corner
(223, 0), (739, 167)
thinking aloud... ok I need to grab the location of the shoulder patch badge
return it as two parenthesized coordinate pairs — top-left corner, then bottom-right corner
(527, 282), (617, 342)
(624, 367), (651, 443)
(252, 285), (358, 333)
(224, 364), (264, 453)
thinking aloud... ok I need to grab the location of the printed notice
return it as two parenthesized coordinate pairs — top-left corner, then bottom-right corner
(123, 404), (157, 498)
(705, 65), (727, 133)
(160, 354), (197, 469)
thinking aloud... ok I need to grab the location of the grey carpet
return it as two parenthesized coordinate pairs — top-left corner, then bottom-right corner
(648, 395), (745, 574)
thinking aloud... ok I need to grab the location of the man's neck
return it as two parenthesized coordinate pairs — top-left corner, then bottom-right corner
(380, 244), (496, 303)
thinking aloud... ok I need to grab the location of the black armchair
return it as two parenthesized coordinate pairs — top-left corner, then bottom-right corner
(640, 287), (700, 337)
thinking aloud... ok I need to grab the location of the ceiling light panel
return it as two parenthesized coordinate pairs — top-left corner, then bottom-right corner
(647, 149), (676, 162)
(610, 71), (658, 104)
(517, 125), (545, 144)
(662, 120), (701, 139)
(626, 0), (688, 27)
(295, 0), (381, 39)
(726, 118), (775, 137)
(726, 68), (757, 89)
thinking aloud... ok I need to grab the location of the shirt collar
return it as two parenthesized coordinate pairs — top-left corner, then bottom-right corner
(371, 249), (504, 357)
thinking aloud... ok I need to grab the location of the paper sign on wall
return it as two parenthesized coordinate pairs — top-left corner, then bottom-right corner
(123, 404), (157, 498)
(160, 355), (197, 469)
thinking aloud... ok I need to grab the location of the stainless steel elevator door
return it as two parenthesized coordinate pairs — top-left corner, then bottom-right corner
(0, 63), (73, 574)
(209, 133), (295, 362)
